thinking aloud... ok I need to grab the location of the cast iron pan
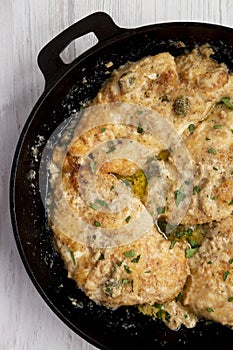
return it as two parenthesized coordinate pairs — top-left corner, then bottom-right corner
(10, 12), (233, 350)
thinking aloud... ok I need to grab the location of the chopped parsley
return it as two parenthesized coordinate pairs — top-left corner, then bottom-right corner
(123, 250), (136, 258)
(169, 240), (176, 250)
(94, 221), (101, 227)
(124, 265), (132, 274)
(206, 307), (214, 313)
(110, 185), (114, 191)
(228, 297), (233, 302)
(157, 206), (166, 215)
(89, 203), (98, 210)
(101, 127), (106, 133)
(176, 231), (184, 238)
(156, 309), (171, 322)
(125, 215), (131, 223)
(208, 148), (217, 154)
(98, 253), (105, 260)
(223, 270), (230, 281)
(185, 247), (198, 258)
(228, 200), (233, 205)
(137, 123), (144, 134)
(106, 146), (116, 154)
(174, 187), (186, 206)
(188, 124), (195, 134)
(122, 278), (130, 284)
(187, 228), (193, 236)
(89, 161), (95, 173)
(189, 239), (199, 248)
(175, 292), (183, 302)
(96, 199), (109, 208)
(216, 96), (233, 110)
(153, 302), (163, 309)
(105, 287), (112, 296)
(193, 185), (201, 195)
(213, 124), (222, 129)
(213, 166), (218, 171)
(228, 258), (233, 264)
(131, 255), (141, 263)
(68, 249), (76, 265)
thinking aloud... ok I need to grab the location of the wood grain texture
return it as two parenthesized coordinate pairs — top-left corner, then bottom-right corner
(0, 0), (232, 349)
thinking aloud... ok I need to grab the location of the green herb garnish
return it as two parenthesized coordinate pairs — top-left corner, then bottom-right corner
(94, 221), (101, 227)
(223, 270), (230, 281)
(123, 250), (136, 258)
(185, 247), (198, 258)
(193, 186), (201, 195)
(213, 124), (222, 129)
(106, 146), (116, 154)
(206, 307), (214, 313)
(157, 207), (166, 215)
(131, 255), (141, 263)
(137, 123), (144, 134)
(68, 248), (76, 265)
(208, 148), (217, 154)
(89, 203), (98, 210)
(169, 240), (176, 249)
(153, 302), (163, 309)
(105, 287), (112, 296)
(122, 279), (130, 284)
(125, 215), (131, 223)
(175, 292), (183, 302)
(174, 187), (186, 206)
(98, 253), (105, 260)
(90, 161), (95, 173)
(188, 124), (195, 133)
(216, 97), (233, 110)
(124, 265), (132, 274)
(96, 199), (109, 208)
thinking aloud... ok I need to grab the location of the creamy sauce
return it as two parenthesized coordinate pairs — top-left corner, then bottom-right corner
(50, 45), (233, 330)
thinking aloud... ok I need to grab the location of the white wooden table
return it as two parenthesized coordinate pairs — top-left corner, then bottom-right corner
(1, 1), (232, 349)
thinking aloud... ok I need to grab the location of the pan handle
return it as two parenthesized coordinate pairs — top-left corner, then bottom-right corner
(38, 12), (125, 89)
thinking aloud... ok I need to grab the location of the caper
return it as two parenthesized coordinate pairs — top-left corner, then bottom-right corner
(174, 95), (190, 116)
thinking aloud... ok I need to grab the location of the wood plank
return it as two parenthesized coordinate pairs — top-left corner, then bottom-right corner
(0, 1), (232, 349)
